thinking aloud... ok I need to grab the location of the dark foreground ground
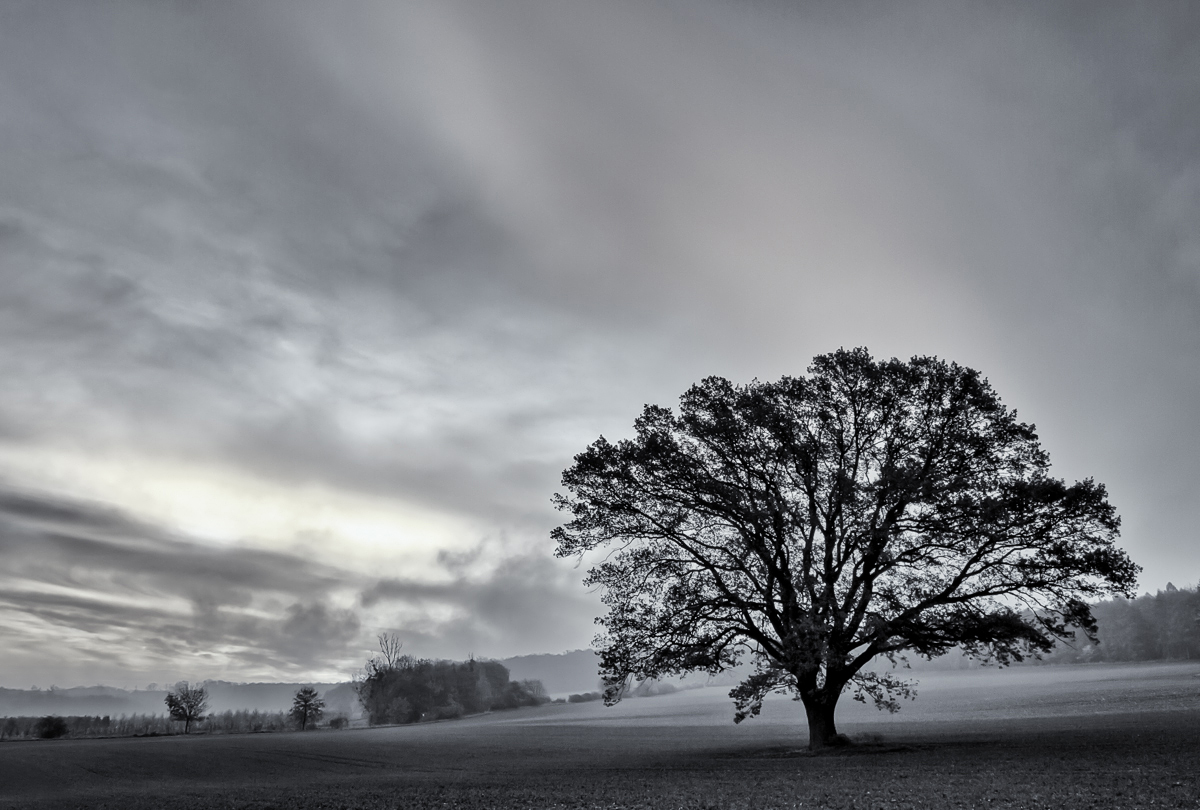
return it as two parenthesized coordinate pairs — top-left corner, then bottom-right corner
(2, 662), (1199, 810)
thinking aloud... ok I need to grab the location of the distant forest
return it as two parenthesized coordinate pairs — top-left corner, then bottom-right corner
(1035, 584), (1200, 664)
(914, 584), (1200, 669)
(355, 655), (549, 725)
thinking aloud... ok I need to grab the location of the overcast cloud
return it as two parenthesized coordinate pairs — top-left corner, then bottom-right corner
(1, 0), (1198, 686)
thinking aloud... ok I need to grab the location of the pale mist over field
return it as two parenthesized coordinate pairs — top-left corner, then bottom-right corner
(1, 0), (1198, 689)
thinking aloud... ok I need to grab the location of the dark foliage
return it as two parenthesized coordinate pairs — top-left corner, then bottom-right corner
(567, 692), (602, 703)
(34, 715), (68, 739)
(355, 639), (549, 725)
(164, 682), (209, 733)
(0, 710), (295, 740)
(290, 686), (325, 731)
(199, 709), (290, 734)
(554, 349), (1140, 747)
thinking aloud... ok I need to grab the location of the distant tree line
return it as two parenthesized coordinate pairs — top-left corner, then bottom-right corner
(355, 635), (549, 725)
(2, 681), (345, 741)
(0, 709), (338, 740)
(904, 584), (1200, 670)
(566, 692), (602, 703)
(1034, 584), (1200, 664)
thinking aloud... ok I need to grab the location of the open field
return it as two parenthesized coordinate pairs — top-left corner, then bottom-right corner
(2, 662), (1199, 809)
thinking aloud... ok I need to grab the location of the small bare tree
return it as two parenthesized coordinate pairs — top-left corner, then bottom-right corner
(165, 682), (209, 734)
(378, 633), (404, 669)
(290, 686), (325, 731)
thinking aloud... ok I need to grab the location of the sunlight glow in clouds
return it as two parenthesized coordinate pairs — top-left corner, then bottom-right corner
(0, 446), (472, 570)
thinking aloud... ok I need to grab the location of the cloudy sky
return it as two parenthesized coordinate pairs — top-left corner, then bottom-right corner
(1, 1), (1198, 687)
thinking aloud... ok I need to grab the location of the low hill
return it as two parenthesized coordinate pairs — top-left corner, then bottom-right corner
(499, 650), (603, 697)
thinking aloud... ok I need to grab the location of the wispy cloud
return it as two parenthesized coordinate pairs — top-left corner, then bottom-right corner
(0, 483), (594, 685)
(0, 483), (360, 679)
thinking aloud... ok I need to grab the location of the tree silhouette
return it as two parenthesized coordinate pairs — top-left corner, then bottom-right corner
(291, 686), (325, 731)
(554, 348), (1140, 748)
(164, 682), (209, 734)
(377, 633), (404, 669)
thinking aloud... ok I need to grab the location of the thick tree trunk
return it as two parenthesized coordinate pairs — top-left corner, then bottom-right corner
(803, 693), (843, 750)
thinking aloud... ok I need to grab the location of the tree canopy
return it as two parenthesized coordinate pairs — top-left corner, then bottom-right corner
(164, 682), (209, 734)
(553, 348), (1139, 748)
(290, 686), (325, 731)
(354, 637), (549, 725)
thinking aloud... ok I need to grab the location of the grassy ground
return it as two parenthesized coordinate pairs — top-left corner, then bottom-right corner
(2, 662), (1198, 809)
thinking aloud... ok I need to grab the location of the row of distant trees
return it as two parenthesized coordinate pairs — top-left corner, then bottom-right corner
(0, 709), (316, 740)
(1033, 584), (1200, 664)
(354, 635), (549, 725)
(159, 681), (329, 734)
(165, 636), (553, 732)
(5, 639), (546, 740)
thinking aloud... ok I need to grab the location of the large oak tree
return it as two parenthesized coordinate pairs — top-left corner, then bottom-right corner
(553, 349), (1139, 748)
